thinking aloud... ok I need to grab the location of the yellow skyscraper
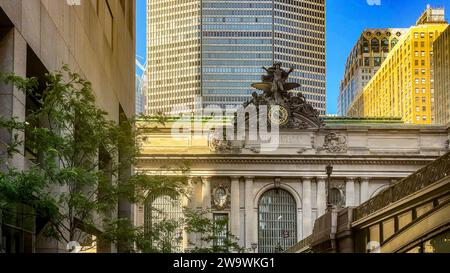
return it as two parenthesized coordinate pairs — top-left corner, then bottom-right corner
(348, 6), (448, 124)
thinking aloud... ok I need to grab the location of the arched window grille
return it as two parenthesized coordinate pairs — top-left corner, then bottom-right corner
(258, 189), (297, 253)
(144, 190), (184, 252)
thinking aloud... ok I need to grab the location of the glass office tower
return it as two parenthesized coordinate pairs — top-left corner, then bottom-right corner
(147, 0), (326, 114)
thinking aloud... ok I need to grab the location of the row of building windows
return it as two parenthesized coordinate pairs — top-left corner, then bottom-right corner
(274, 32), (324, 47)
(274, 2), (325, 20)
(203, 75), (261, 81)
(276, 47), (325, 60)
(152, 33), (200, 44)
(202, 66), (325, 82)
(274, 10), (325, 25)
(204, 89), (256, 95)
(153, 54), (201, 65)
(203, 24), (273, 31)
(203, 2), (272, 9)
(203, 45), (272, 52)
(276, 1), (325, 15)
(203, 10), (272, 16)
(203, 31), (272, 37)
(275, 25), (325, 39)
(204, 96), (251, 102)
(274, 39), (325, 53)
(413, 32), (435, 39)
(202, 17), (272, 23)
(203, 38), (272, 45)
(202, 60), (270, 66)
(276, 54), (325, 72)
(275, 17), (325, 33)
(414, 40), (433, 48)
(204, 53), (273, 59)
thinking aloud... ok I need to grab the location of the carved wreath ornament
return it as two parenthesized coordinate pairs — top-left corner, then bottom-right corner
(212, 184), (230, 210)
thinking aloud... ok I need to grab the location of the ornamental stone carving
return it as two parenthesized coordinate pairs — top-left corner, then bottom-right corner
(317, 133), (348, 153)
(211, 183), (231, 210)
(208, 130), (244, 153)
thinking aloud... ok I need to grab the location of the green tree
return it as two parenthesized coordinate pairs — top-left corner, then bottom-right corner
(0, 66), (242, 253)
(0, 67), (187, 252)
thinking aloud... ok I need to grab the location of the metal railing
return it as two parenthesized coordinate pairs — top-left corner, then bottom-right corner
(354, 152), (450, 221)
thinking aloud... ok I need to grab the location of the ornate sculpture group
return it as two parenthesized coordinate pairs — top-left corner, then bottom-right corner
(244, 63), (323, 129)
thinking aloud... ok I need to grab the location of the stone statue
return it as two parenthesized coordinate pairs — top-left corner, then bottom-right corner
(268, 63), (293, 90)
(255, 63), (298, 105)
(243, 63), (323, 129)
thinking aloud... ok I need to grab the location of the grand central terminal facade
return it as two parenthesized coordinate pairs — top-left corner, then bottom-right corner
(135, 115), (450, 253)
(135, 64), (450, 253)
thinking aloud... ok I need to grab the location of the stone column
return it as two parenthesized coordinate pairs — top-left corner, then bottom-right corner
(181, 188), (190, 250)
(302, 177), (312, 238)
(201, 176), (212, 211)
(360, 177), (370, 203)
(316, 177), (327, 217)
(184, 177), (195, 250)
(201, 176), (212, 248)
(230, 176), (240, 241)
(345, 177), (355, 207)
(244, 176), (255, 249)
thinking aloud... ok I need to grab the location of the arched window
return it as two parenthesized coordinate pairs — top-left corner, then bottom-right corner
(144, 191), (184, 252)
(330, 187), (345, 207)
(362, 38), (369, 53)
(381, 38), (389, 53)
(258, 189), (297, 253)
(371, 38), (380, 52)
(391, 38), (398, 49)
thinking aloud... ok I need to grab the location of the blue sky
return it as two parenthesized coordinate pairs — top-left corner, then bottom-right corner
(136, 0), (449, 114)
(136, 0), (147, 72)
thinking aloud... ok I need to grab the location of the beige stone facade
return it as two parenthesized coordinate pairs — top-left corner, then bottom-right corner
(136, 119), (450, 252)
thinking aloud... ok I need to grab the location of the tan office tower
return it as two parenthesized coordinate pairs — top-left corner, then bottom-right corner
(338, 29), (408, 116)
(147, 0), (326, 115)
(347, 6), (448, 125)
(434, 26), (450, 125)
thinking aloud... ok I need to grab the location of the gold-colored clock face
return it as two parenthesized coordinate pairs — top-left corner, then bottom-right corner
(268, 105), (289, 126)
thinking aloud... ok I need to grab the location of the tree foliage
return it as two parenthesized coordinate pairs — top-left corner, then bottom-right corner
(0, 66), (242, 253)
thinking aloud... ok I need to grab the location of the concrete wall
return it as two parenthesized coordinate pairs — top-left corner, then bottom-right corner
(0, 0), (136, 120)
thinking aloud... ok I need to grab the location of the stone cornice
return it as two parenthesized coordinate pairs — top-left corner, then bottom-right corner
(137, 154), (439, 166)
